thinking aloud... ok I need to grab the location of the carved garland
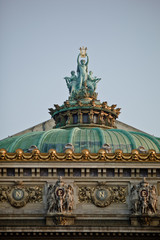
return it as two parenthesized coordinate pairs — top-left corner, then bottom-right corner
(78, 183), (127, 207)
(0, 183), (43, 208)
(0, 148), (160, 162)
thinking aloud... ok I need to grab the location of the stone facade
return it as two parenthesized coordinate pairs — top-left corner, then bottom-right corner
(0, 151), (160, 239)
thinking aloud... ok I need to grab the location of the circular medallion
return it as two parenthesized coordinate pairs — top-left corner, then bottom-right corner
(56, 188), (64, 197)
(139, 187), (149, 199)
(7, 186), (29, 208)
(92, 187), (112, 207)
(96, 188), (108, 201)
(140, 189), (148, 197)
(12, 189), (24, 201)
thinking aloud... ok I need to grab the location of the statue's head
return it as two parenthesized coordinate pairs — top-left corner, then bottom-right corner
(71, 71), (75, 76)
(89, 71), (93, 75)
(81, 59), (85, 65)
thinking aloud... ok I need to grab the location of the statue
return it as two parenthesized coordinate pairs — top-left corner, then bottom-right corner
(47, 185), (56, 213)
(149, 185), (157, 213)
(130, 178), (158, 215)
(77, 53), (89, 89)
(64, 71), (77, 96)
(65, 185), (74, 212)
(130, 185), (139, 214)
(140, 190), (149, 214)
(87, 71), (101, 93)
(47, 177), (74, 214)
(64, 48), (101, 100)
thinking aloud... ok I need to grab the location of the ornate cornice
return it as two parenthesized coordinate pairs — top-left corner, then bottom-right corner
(49, 101), (121, 117)
(0, 148), (160, 162)
(49, 100), (121, 129)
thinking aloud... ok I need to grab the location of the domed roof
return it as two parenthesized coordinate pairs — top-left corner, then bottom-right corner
(0, 127), (160, 153)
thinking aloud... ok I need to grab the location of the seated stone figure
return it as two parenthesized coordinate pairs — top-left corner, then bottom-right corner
(86, 71), (101, 93)
(64, 71), (78, 96)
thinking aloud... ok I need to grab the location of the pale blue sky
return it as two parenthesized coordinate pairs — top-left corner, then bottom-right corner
(0, 0), (160, 140)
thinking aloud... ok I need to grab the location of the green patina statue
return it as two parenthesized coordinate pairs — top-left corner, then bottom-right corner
(64, 71), (77, 96)
(64, 48), (101, 100)
(77, 53), (89, 89)
(87, 71), (101, 92)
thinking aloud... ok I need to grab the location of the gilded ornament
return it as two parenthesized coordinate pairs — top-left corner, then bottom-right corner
(0, 183), (43, 208)
(15, 148), (23, 160)
(92, 185), (112, 207)
(78, 187), (92, 203)
(82, 149), (90, 160)
(0, 148), (160, 162)
(0, 186), (8, 202)
(65, 149), (73, 160)
(48, 149), (57, 160)
(0, 148), (6, 160)
(7, 184), (29, 208)
(131, 149), (139, 161)
(32, 149), (40, 160)
(79, 46), (87, 58)
(54, 216), (66, 225)
(98, 149), (106, 160)
(148, 149), (156, 161)
(78, 183), (127, 207)
(115, 149), (123, 160)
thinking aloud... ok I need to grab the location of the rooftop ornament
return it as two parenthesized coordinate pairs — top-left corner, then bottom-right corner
(64, 47), (101, 100)
(49, 48), (121, 129)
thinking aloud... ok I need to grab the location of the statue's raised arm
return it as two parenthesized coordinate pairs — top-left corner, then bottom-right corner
(85, 54), (89, 66)
(77, 53), (80, 66)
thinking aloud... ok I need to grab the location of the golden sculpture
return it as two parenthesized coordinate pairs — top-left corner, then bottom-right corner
(79, 46), (87, 58)
(0, 148), (160, 162)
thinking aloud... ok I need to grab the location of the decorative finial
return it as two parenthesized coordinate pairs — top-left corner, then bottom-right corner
(79, 46), (87, 58)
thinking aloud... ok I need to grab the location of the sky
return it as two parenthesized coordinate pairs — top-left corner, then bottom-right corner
(0, 0), (160, 140)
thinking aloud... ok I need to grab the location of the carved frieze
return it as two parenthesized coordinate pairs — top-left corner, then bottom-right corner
(47, 177), (74, 214)
(0, 182), (43, 208)
(78, 183), (127, 207)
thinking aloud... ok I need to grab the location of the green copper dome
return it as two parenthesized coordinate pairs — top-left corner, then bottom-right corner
(0, 128), (160, 153)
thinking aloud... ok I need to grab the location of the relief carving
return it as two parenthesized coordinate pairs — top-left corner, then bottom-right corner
(78, 183), (127, 207)
(0, 182), (43, 208)
(47, 177), (74, 214)
(130, 178), (158, 215)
